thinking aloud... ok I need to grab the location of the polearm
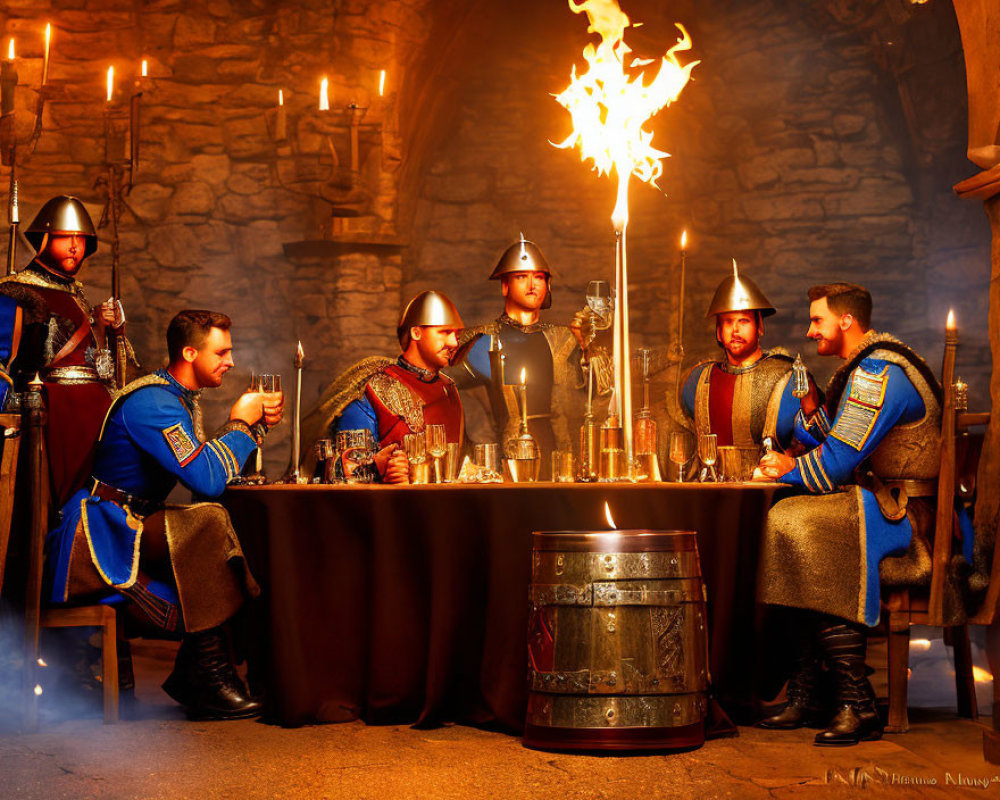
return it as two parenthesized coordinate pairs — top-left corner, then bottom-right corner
(6, 168), (17, 276)
(108, 163), (127, 389)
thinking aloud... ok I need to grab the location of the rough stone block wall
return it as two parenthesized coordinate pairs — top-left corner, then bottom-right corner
(0, 0), (991, 475)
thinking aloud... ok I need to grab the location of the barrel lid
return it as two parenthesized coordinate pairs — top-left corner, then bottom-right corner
(532, 530), (697, 553)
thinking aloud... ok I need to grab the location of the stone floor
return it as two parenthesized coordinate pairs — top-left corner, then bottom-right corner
(1, 640), (997, 800)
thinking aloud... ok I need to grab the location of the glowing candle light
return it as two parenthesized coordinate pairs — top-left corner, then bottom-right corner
(319, 76), (329, 111)
(42, 24), (50, 85)
(106, 65), (114, 103)
(1, 39), (15, 116)
(141, 59), (148, 78)
(946, 308), (956, 332)
(378, 69), (386, 97)
(680, 229), (687, 251)
(275, 88), (287, 140)
(604, 501), (617, 529)
(6, 39), (14, 61)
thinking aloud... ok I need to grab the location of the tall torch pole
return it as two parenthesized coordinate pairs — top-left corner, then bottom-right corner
(612, 167), (633, 479)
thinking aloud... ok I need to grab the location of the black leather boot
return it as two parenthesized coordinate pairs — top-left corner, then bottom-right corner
(758, 615), (826, 730)
(162, 628), (262, 720)
(814, 622), (882, 746)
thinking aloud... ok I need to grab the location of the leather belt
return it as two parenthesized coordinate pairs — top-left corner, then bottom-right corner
(43, 366), (103, 385)
(89, 478), (162, 518)
(885, 479), (937, 498)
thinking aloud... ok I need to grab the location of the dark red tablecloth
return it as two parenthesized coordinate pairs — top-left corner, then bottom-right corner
(223, 483), (779, 729)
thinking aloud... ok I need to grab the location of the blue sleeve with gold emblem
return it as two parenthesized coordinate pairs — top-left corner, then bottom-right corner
(119, 389), (256, 498)
(785, 359), (924, 492)
(680, 363), (706, 420)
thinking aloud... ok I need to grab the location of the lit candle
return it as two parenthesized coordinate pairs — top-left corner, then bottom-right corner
(378, 69), (386, 97)
(1, 39), (16, 116)
(946, 308), (956, 332)
(275, 88), (287, 140)
(106, 65), (114, 103)
(42, 25), (50, 85)
(677, 228), (688, 359)
(319, 76), (329, 111)
(519, 367), (528, 432)
(141, 59), (148, 78)
(680, 229), (687, 253)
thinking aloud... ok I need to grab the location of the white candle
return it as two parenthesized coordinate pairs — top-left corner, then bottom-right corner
(319, 76), (329, 111)
(42, 25), (50, 84)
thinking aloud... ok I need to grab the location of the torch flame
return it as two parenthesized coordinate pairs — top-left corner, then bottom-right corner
(604, 501), (617, 529)
(553, 0), (699, 231)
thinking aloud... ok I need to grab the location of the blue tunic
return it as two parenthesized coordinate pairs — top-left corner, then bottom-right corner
(46, 369), (257, 605)
(783, 357), (925, 625)
(0, 294), (21, 407)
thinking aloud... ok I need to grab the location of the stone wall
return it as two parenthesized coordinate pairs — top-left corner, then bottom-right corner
(0, 0), (992, 474)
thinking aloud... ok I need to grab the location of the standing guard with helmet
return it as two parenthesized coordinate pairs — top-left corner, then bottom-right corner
(0, 195), (134, 504)
(453, 236), (585, 479)
(680, 262), (816, 453)
(300, 290), (466, 484)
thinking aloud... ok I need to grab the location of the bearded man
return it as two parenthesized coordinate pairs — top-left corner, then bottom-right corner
(302, 290), (465, 484)
(453, 237), (584, 479)
(681, 263), (815, 452)
(0, 195), (132, 504)
(46, 310), (284, 719)
(756, 283), (952, 746)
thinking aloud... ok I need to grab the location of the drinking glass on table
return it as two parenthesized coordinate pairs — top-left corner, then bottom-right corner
(698, 433), (718, 483)
(473, 442), (501, 482)
(425, 424), (447, 483)
(669, 431), (693, 483)
(404, 431), (428, 484)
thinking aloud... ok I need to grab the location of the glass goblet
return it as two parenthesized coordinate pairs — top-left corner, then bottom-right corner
(403, 431), (427, 484)
(669, 431), (693, 483)
(698, 433), (718, 483)
(425, 424), (447, 484)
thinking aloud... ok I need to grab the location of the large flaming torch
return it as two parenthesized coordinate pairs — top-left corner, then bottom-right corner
(553, 0), (698, 478)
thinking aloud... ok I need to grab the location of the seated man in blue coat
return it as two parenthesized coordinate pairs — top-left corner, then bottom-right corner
(756, 283), (962, 746)
(46, 309), (284, 719)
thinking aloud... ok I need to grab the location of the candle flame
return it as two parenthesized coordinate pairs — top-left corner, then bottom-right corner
(37, 657), (47, 667)
(319, 76), (329, 111)
(973, 665), (992, 684)
(378, 69), (386, 97)
(278, 88), (284, 106)
(680, 229), (687, 249)
(946, 309), (956, 331)
(7, 39), (14, 61)
(141, 59), (148, 77)
(297, 340), (304, 359)
(604, 501), (617, 529)
(45, 24), (51, 49)
(33, 684), (42, 696)
(553, 0), (699, 230)
(520, 367), (526, 385)
(106, 65), (114, 102)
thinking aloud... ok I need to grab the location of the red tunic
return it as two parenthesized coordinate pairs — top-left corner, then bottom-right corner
(707, 365), (737, 447)
(31, 286), (112, 505)
(365, 364), (463, 449)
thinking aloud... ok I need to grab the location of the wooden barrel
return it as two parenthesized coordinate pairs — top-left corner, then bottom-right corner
(523, 530), (708, 751)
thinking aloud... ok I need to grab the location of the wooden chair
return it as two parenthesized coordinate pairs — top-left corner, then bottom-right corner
(11, 377), (118, 728)
(880, 321), (986, 733)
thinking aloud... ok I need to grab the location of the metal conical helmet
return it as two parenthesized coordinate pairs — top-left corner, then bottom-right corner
(24, 195), (98, 259)
(397, 290), (465, 347)
(705, 260), (776, 318)
(489, 235), (551, 280)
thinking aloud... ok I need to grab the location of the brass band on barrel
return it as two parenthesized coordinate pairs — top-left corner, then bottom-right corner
(524, 530), (709, 752)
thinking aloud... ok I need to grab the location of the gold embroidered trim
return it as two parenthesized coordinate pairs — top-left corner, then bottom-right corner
(81, 497), (144, 590)
(368, 370), (425, 433)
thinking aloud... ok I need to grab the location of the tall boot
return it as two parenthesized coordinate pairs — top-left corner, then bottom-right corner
(814, 621), (882, 746)
(162, 627), (262, 720)
(758, 611), (826, 729)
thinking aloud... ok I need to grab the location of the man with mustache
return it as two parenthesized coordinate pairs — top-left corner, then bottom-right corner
(681, 263), (814, 455)
(304, 290), (465, 484)
(757, 283), (952, 746)
(453, 237), (584, 479)
(0, 195), (134, 504)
